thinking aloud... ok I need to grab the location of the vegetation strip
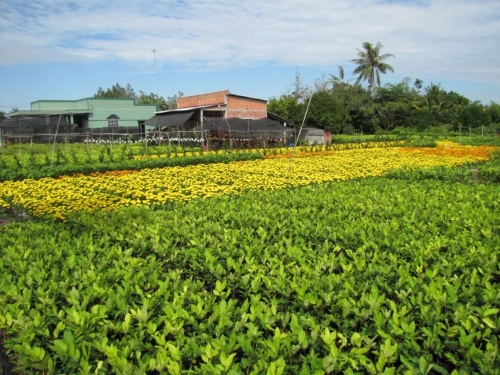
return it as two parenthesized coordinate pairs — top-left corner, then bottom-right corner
(0, 142), (495, 220)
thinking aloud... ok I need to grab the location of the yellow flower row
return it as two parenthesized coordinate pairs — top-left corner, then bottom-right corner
(0, 143), (493, 220)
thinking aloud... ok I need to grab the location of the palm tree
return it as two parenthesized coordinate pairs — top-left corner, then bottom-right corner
(413, 78), (423, 91)
(424, 82), (452, 122)
(330, 66), (345, 87)
(330, 65), (352, 90)
(351, 42), (395, 93)
(424, 83), (443, 109)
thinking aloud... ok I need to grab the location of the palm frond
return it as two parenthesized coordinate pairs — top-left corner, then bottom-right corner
(351, 41), (395, 92)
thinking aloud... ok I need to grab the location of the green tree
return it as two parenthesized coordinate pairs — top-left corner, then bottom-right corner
(352, 42), (395, 93)
(374, 78), (419, 130)
(456, 103), (491, 130)
(421, 83), (470, 126)
(307, 91), (348, 134)
(329, 66), (351, 90)
(377, 101), (410, 131)
(352, 100), (379, 134)
(489, 101), (500, 123)
(268, 95), (304, 127)
(93, 84), (181, 111)
(165, 91), (184, 110)
(94, 83), (137, 100)
(422, 83), (451, 123)
(413, 78), (423, 91)
(137, 91), (169, 111)
(0, 111), (7, 122)
(405, 108), (437, 131)
(375, 78), (418, 103)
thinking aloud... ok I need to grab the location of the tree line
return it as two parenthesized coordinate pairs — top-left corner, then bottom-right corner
(93, 83), (182, 112)
(269, 42), (498, 135)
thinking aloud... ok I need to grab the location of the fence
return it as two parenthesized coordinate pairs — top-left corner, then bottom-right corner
(0, 128), (296, 150)
(151, 129), (295, 149)
(0, 127), (143, 145)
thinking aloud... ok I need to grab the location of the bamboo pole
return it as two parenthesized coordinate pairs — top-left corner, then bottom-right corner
(50, 113), (63, 169)
(294, 92), (314, 148)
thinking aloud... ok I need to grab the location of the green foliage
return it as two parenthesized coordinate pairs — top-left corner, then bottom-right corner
(268, 95), (305, 128)
(137, 91), (169, 111)
(489, 101), (500, 123)
(137, 91), (183, 111)
(92, 83), (181, 111)
(456, 103), (491, 130)
(94, 82), (137, 99)
(447, 135), (500, 147)
(401, 136), (438, 148)
(270, 64), (497, 135)
(307, 91), (348, 133)
(1, 171), (499, 373)
(385, 157), (500, 184)
(0, 144), (263, 181)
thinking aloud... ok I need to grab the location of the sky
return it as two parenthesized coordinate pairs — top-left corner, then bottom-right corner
(1, 0), (499, 112)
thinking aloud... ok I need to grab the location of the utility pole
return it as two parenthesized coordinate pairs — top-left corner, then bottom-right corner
(153, 49), (159, 98)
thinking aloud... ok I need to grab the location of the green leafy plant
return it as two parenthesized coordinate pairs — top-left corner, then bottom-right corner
(1, 173), (499, 373)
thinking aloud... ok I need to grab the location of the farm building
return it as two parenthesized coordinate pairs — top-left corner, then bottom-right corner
(297, 128), (332, 144)
(0, 98), (158, 142)
(145, 90), (295, 148)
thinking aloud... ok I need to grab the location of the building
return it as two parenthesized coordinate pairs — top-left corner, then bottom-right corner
(145, 90), (294, 148)
(296, 128), (332, 145)
(177, 90), (268, 120)
(145, 90), (284, 129)
(4, 98), (157, 132)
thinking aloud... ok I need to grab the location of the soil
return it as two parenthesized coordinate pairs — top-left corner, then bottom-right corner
(0, 218), (13, 227)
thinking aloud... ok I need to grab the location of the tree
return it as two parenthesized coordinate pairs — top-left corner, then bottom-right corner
(165, 91), (184, 110)
(329, 65), (352, 90)
(313, 74), (330, 92)
(352, 42), (395, 93)
(413, 78), (423, 91)
(489, 101), (500, 123)
(307, 91), (348, 134)
(456, 103), (490, 130)
(377, 101), (410, 131)
(289, 68), (311, 103)
(0, 111), (7, 122)
(137, 91), (169, 111)
(268, 95), (304, 127)
(94, 83), (137, 100)
(93, 84), (181, 111)
(423, 83), (448, 122)
(375, 78), (417, 103)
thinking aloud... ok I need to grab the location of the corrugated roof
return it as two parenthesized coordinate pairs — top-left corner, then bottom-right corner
(154, 105), (218, 115)
(144, 111), (195, 129)
(227, 93), (267, 103)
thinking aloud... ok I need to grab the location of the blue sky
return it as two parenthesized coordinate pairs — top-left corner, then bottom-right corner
(1, 0), (499, 112)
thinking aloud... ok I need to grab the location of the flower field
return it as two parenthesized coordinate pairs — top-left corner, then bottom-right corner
(0, 142), (495, 220)
(0, 140), (499, 374)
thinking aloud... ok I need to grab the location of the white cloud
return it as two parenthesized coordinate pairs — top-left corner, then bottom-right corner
(1, 0), (499, 88)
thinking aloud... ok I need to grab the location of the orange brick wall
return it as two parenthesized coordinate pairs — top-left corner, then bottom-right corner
(177, 90), (268, 120)
(177, 90), (229, 108)
(227, 96), (267, 119)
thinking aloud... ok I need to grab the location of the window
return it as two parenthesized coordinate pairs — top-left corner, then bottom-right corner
(107, 114), (120, 128)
